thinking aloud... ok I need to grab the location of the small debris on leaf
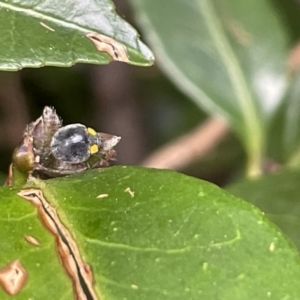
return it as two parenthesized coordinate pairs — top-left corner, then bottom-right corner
(131, 284), (139, 290)
(124, 187), (134, 197)
(25, 235), (40, 247)
(96, 194), (109, 199)
(39, 22), (55, 32)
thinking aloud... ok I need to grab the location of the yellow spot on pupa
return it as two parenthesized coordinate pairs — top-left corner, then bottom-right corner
(87, 127), (97, 136)
(90, 144), (99, 154)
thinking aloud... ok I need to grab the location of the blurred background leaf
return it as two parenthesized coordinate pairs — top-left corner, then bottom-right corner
(128, 0), (292, 176)
(268, 71), (300, 166)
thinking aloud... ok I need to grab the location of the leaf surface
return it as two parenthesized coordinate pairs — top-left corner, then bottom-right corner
(228, 169), (300, 252)
(1, 166), (300, 299)
(0, 186), (72, 299)
(0, 0), (154, 70)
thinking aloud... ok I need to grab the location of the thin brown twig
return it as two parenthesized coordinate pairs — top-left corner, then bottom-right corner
(141, 117), (229, 170)
(0, 73), (29, 148)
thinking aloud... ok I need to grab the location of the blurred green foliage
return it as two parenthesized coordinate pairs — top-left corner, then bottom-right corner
(128, 0), (300, 177)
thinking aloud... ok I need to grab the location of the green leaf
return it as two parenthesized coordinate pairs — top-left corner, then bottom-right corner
(0, 0), (154, 70)
(0, 186), (72, 299)
(1, 166), (300, 299)
(128, 0), (290, 175)
(228, 169), (300, 252)
(268, 72), (300, 165)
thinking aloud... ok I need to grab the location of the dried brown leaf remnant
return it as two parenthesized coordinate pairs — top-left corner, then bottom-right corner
(142, 118), (229, 170)
(86, 32), (129, 62)
(0, 260), (28, 295)
(18, 188), (99, 300)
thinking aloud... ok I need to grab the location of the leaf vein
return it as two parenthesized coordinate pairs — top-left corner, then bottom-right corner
(85, 238), (191, 254)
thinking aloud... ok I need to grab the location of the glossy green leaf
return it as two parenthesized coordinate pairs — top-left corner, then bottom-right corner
(1, 166), (300, 299)
(128, 0), (291, 175)
(0, 0), (154, 70)
(228, 169), (300, 251)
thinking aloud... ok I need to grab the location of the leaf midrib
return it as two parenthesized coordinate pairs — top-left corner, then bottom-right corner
(0, 1), (98, 34)
(199, 1), (263, 150)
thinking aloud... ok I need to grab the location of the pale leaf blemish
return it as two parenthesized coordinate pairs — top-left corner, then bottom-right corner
(202, 262), (208, 271)
(39, 22), (55, 32)
(131, 284), (139, 290)
(269, 242), (275, 252)
(96, 193), (109, 199)
(198, 191), (205, 197)
(124, 187), (134, 197)
(86, 32), (129, 62)
(25, 235), (40, 247)
(0, 260), (28, 295)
